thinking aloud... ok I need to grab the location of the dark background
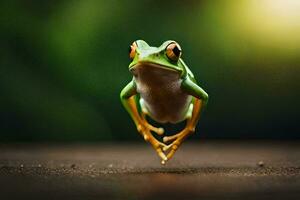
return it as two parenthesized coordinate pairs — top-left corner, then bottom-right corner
(1, 0), (299, 141)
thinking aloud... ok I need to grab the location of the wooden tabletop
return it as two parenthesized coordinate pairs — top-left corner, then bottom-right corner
(0, 140), (300, 200)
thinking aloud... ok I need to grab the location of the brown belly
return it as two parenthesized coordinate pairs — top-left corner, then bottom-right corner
(131, 64), (192, 123)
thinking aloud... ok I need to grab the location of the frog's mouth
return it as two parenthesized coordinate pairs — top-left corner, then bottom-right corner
(129, 61), (182, 73)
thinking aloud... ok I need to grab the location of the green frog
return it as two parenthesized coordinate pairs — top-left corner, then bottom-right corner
(120, 40), (208, 164)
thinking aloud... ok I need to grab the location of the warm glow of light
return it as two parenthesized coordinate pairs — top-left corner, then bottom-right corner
(254, 0), (300, 29)
(228, 0), (300, 51)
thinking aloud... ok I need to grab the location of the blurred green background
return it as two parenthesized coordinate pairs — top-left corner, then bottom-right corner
(1, 0), (299, 141)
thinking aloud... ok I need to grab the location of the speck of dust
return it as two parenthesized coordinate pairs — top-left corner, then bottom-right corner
(258, 161), (265, 167)
(71, 164), (76, 169)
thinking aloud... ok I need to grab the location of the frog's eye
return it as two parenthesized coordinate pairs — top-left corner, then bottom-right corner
(129, 42), (137, 60)
(166, 43), (182, 61)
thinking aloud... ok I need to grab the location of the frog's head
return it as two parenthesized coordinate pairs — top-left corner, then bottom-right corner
(128, 40), (184, 74)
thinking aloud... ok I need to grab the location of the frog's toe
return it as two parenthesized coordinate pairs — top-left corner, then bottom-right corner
(162, 143), (173, 151)
(156, 127), (164, 135)
(167, 145), (178, 160)
(163, 136), (169, 143)
(156, 147), (168, 161)
(163, 135), (177, 143)
(143, 134), (149, 141)
(145, 123), (164, 135)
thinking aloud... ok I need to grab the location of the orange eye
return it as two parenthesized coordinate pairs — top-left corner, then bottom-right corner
(129, 42), (137, 59)
(166, 42), (182, 61)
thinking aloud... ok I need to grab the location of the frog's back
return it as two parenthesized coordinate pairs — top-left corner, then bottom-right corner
(132, 63), (192, 124)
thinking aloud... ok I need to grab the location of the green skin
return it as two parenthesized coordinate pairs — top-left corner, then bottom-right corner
(120, 40), (208, 162)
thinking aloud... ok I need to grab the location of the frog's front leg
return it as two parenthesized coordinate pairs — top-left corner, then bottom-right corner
(163, 78), (208, 160)
(120, 80), (167, 162)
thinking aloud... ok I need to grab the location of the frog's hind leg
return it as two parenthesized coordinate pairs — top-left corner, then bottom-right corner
(140, 98), (164, 135)
(120, 82), (167, 162)
(163, 99), (203, 160)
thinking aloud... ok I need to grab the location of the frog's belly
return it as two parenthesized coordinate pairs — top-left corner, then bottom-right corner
(132, 64), (192, 124)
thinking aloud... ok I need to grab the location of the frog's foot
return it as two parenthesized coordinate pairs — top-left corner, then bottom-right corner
(162, 137), (184, 160)
(137, 124), (167, 162)
(143, 121), (164, 135)
(162, 127), (195, 160)
(163, 133), (180, 143)
(149, 137), (168, 162)
(140, 113), (164, 135)
(141, 118), (165, 135)
(162, 135), (182, 152)
(153, 140), (168, 163)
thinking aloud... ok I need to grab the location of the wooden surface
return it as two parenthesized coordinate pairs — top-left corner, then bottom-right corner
(0, 140), (300, 200)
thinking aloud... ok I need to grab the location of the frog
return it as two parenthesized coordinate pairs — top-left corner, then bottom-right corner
(120, 40), (208, 164)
